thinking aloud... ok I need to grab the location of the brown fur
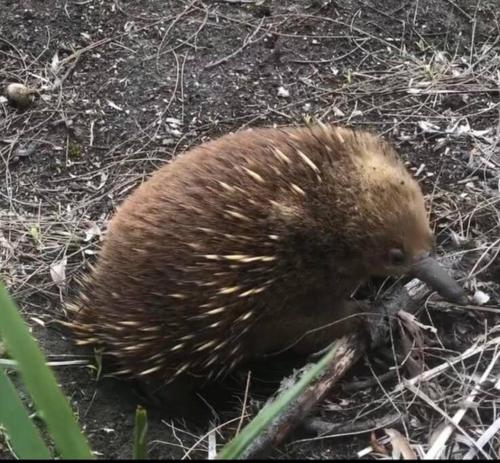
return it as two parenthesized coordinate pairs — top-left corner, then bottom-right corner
(67, 123), (434, 383)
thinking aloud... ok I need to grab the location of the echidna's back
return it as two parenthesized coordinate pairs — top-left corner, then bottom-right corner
(68, 123), (422, 382)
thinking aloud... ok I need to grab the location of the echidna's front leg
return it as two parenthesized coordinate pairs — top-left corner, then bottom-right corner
(249, 299), (375, 358)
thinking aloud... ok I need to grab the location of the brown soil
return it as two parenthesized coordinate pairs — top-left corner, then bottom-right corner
(1, 0), (499, 459)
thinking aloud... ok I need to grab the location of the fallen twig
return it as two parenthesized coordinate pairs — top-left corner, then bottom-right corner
(203, 18), (265, 70)
(393, 331), (500, 394)
(237, 277), (436, 459)
(301, 411), (405, 437)
(463, 416), (500, 459)
(405, 381), (489, 459)
(385, 428), (417, 459)
(341, 369), (397, 392)
(240, 333), (366, 459)
(424, 349), (500, 459)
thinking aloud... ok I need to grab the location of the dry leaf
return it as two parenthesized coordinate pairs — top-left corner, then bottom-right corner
(84, 223), (102, 242)
(418, 120), (441, 133)
(385, 428), (417, 459)
(398, 311), (426, 376)
(399, 311), (437, 334)
(370, 431), (388, 455)
(106, 99), (123, 111)
(165, 117), (181, 127)
(50, 257), (67, 289)
(50, 52), (60, 74)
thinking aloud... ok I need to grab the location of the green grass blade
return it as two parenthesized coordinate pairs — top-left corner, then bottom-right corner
(0, 367), (52, 459)
(216, 340), (346, 459)
(0, 282), (94, 459)
(133, 405), (148, 459)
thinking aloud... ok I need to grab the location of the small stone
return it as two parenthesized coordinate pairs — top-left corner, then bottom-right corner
(5, 83), (35, 109)
(277, 86), (290, 98)
(472, 290), (490, 305)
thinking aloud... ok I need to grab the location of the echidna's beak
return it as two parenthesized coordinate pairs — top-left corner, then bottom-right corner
(410, 255), (468, 305)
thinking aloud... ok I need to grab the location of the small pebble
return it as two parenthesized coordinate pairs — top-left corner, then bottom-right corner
(472, 290), (490, 305)
(5, 83), (35, 109)
(277, 86), (290, 98)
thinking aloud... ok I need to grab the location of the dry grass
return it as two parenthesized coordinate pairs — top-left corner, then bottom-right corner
(1, 0), (499, 459)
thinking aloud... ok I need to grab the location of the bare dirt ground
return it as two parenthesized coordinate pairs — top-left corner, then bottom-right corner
(1, 0), (500, 459)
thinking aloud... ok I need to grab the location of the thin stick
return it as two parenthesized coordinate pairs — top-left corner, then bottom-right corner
(393, 334), (500, 393)
(240, 333), (366, 459)
(463, 416), (500, 459)
(301, 411), (405, 437)
(424, 348), (500, 459)
(235, 371), (252, 436)
(204, 18), (265, 70)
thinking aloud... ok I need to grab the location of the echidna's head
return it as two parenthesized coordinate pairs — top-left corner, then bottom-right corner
(353, 160), (435, 278)
(288, 125), (467, 304)
(359, 174), (466, 305)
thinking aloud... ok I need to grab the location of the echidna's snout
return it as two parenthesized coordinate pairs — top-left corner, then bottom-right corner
(409, 254), (468, 305)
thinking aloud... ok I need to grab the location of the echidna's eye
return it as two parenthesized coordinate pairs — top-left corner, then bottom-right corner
(389, 248), (406, 266)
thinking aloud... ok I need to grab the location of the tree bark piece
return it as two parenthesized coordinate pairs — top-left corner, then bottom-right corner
(240, 279), (431, 459)
(241, 333), (366, 459)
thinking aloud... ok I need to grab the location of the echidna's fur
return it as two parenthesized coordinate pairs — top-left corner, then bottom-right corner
(67, 123), (434, 384)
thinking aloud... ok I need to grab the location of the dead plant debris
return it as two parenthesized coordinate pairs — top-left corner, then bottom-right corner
(1, 0), (499, 459)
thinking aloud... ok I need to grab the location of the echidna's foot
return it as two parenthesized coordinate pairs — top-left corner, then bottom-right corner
(132, 376), (211, 424)
(251, 299), (376, 358)
(298, 299), (393, 362)
(360, 301), (391, 350)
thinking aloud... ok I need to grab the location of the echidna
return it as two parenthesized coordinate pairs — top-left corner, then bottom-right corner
(66, 123), (466, 388)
